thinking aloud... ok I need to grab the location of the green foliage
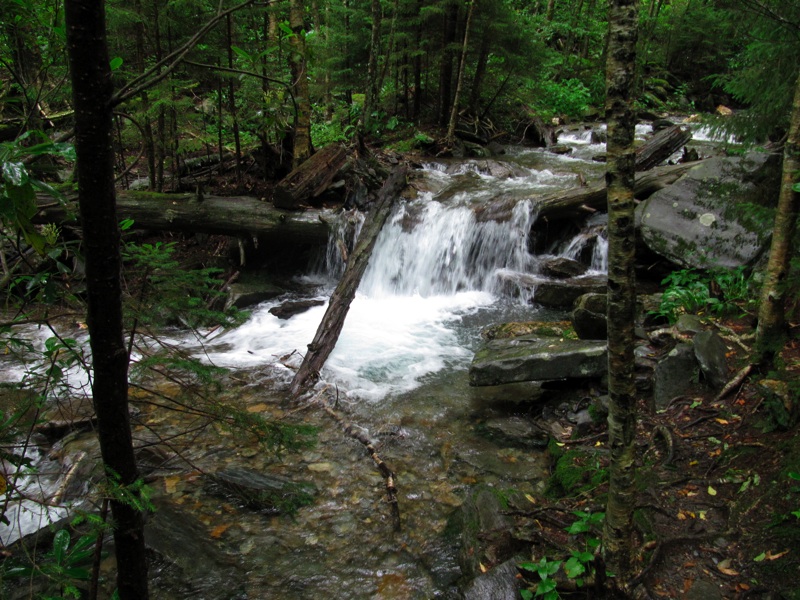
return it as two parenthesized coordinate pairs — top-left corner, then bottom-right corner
(0, 132), (73, 255)
(520, 512), (605, 599)
(653, 267), (757, 323)
(546, 449), (608, 498)
(122, 238), (244, 330)
(538, 78), (592, 119)
(3, 528), (97, 599)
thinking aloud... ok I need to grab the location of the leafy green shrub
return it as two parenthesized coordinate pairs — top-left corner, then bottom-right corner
(653, 267), (757, 323)
(539, 79), (592, 119)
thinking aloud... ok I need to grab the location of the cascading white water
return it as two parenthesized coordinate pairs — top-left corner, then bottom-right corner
(360, 194), (536, 298)
(201, 146), (612, 399)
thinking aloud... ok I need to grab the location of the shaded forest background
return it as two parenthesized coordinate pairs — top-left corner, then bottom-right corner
(2, 0), (798, 192)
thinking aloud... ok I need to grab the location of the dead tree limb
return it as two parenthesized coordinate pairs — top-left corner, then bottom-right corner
(312, 386), (401, 531)
(290, 165), (409, 396)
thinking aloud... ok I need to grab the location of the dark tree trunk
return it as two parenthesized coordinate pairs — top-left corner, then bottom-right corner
(603, 0), (639, 581)
(290, 166), (408, 396)
(64, 1), (149, 598)
(289, 0), (313, 168)
(438, 1), (458, 128)
(273, 143), (349, 209)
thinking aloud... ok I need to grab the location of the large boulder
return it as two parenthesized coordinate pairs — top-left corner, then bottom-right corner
(571, 293), (607, 340)
(470, 336), (607, 386)
(637, 152), (779, 269)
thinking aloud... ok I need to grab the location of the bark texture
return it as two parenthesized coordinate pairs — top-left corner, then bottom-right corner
(289, 0), (312, 168)
(290, 166), (408, 396)
(64, 1), (149, 597)
(754, 72), (800, 366)
(602, 0), (639, 581)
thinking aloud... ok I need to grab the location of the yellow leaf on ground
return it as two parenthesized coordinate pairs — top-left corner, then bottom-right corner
(164, 476), (180, 494)
(707, 485), (717, 496)
(766, 549), (790, 561)
(210, 523), (231, 538)
(247, 403), (268, 413)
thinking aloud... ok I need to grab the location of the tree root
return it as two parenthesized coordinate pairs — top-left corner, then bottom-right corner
(714, 364), (752, 402)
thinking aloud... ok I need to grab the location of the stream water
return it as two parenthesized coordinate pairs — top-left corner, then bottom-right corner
(1, 121), (727, 598)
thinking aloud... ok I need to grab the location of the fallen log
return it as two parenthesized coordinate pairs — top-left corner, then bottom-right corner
(635, 124), (692, 171)
(273, 143), (349, 209)
(36, 190), (330, 245)
(290, 165), (409, 396)
(475, 160), (703, 223)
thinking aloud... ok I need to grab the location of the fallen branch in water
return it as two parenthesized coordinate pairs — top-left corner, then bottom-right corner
(311, 385), (401, 532)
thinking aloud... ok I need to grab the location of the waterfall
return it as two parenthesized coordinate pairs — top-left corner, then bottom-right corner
(356, 195), (536, 298)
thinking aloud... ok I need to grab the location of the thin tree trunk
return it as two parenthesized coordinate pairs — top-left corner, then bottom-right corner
(361, 0), (383, 134)
(438, 1), (458, 128)
(468, 26), (490, 115)
(754, 72), (800, 367)
(227, 14), (242, 184)
(134, 0), (156, 189)
(64, 1), (149, 598)
(446, 0), (475, 143)
(602, 0), (639, 582)
(289, 0), (312, 168)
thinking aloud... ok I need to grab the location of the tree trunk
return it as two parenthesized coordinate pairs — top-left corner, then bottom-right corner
(290, 166), (408, 396)
(446, 0), (475, 143)
(468, 27), (490, 115)
(361, 0), (383, 134)
(634, 124), (691, 171)
(603, 0), (639, 582)
(438, 1), (458, 128)
(37, 190), (330, 244)
(289, 0), (313, 168)
(754, 72), (800, 367)
(64, 1), (149, 598)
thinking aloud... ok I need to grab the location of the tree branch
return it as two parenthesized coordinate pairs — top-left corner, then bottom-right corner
(111, 0), (257, 107)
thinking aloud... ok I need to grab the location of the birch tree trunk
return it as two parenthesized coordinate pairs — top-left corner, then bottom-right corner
(602, 0), (639, 581)
(754, 72), (800, 366)
(64, 1), (149, 597)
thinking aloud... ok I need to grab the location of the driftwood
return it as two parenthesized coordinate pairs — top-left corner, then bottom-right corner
(35, 190), (330, 245)
(290, 165), (409, 396)
(635, 124), (692, 171)
(273, 143), (349, 209)
(476, 160), (703, 223)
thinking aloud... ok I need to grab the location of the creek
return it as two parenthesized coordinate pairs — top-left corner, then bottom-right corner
(2, 121), (724, 598)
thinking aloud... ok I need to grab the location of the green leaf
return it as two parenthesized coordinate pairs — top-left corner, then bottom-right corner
(535, 577), (557, 596)
(53, 529), (70, 563)
(231, 45), (252, 62)
(2, 161), (28, 186)
(520, 590), (534, 600)
(754, 552), (766, 562)
(564, 556), (586, 578)
(566, 520), (590, 535)
(793, 182), (800, 193)
(110, 57), (123, 71)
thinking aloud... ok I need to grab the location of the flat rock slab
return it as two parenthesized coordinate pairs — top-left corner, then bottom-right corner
(469, 335), (607, 386)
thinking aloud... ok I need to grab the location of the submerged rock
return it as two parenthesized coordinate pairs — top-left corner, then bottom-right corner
(268, 299), (324, 319)
(206, 467), (316, 514)
(470, 336), (607, 386)
(480, 416), (550, 449)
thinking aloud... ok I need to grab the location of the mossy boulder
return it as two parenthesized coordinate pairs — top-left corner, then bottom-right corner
(637, 152), (779, 269)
